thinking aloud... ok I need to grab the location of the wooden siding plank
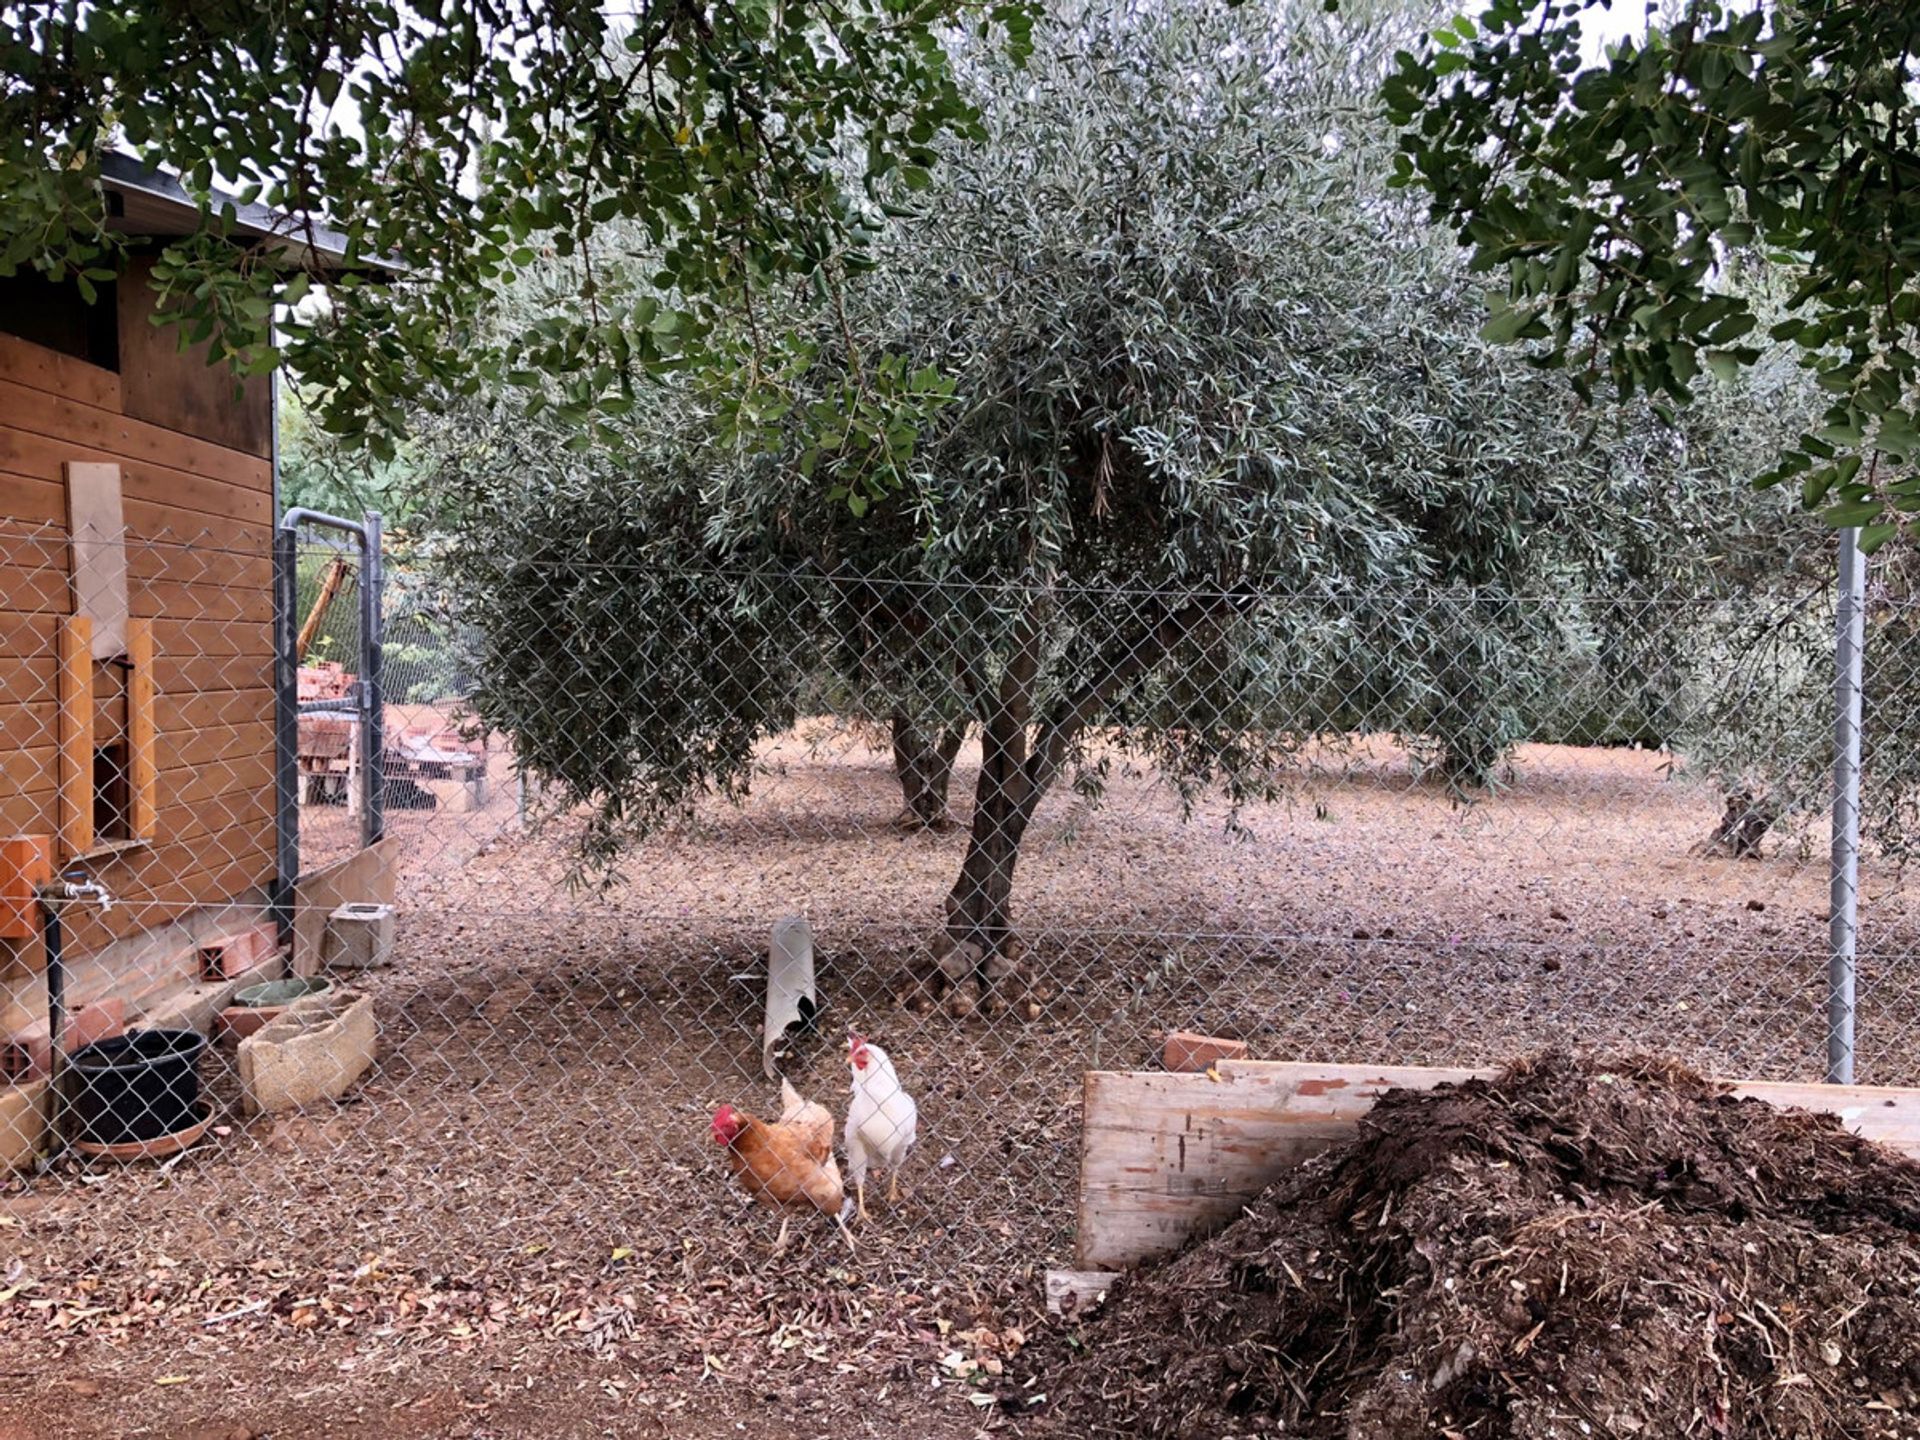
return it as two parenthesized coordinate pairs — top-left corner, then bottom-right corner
(0, 333), (122, 413)
(0, 434), (272, 527)
(56, 615), (94, 857)
(156, 686), (272, 733)
(128, 544), (272, 591)
(55, 854), (274, 955)
(152, 616), (271, 659)
(155, 719), (272, 771)
(0, 730), (266, 796)
(0, 532), (69, 613)
(0, 654), (57, 703)
(0, 471), (63, 525)
(0, 705), (56, 749)
(0, 742), (57, 795)
(0, 611), (58, 658)
(0, 379), (268, 492)
(164, 749), (272, 811)
(152, 651), (272, 694)
(116, 260), (273, 459)
(129, 578), (271, 628)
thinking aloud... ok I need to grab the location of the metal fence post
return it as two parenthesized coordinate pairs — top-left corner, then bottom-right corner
(1829, 528), (1866, 1084)
(362, 510), (386, 848)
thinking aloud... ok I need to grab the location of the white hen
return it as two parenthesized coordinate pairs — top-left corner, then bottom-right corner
(845, 1032), (918, 1221)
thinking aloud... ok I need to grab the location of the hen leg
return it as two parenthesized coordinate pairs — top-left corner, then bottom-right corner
(772, 1217), (791, 1258)
(888, 1169), (901, 1206)
(856, 1178), (870, 1223)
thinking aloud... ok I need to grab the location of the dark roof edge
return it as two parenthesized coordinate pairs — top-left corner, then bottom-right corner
(99, 151), (401, 276)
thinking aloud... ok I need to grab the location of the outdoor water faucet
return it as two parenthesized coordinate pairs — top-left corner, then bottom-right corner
(50, 871), (114, 915)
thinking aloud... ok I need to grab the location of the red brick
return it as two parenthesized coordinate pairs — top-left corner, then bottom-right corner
(2, 999), (127, 1080)
(198, 923), (277, 980)
(216, 1004), (281, 1042)
(1162, 1030), (1249, 1073)
(0, 1029), (50, 1084)
(63, 1000), (125, 1054)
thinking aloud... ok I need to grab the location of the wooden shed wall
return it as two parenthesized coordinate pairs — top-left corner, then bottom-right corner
(0, 315), (276, 970)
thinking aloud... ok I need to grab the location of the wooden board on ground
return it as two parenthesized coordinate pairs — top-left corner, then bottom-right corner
(1045, 1268), (1123, 1318)
(1076, 1060), (1920, 1271)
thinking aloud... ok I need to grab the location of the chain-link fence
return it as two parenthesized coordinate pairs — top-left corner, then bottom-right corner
(2, 514), (1916, 1352)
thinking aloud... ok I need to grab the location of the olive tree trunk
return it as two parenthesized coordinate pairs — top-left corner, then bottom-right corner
(890, 715), (966, 830)
(930, 595), (1231, 1017)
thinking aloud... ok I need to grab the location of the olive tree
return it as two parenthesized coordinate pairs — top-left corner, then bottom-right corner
(433, 0), (1801, 1012)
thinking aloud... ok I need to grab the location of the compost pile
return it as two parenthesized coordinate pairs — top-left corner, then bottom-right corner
(1032, 1054), (1920, 1439)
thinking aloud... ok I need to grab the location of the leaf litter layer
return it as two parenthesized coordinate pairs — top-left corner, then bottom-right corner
(1031, 1053), (1920, 1439)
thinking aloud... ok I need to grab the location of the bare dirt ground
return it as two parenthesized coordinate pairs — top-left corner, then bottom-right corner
(4, 730), (1918, 1436)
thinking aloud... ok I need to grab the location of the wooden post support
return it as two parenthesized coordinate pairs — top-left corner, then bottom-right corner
(125, 617), (155, 840)
(0, 835), (55, 942)
(56, 615), (95, 858)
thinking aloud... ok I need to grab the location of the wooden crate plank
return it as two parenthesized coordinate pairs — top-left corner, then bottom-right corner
(1078, 1061), (1920, 1270)
(0, 334), (122, 412)
(291, 838), (398, 976)
(57, 615), (94, 858)
(127, 618), (156, 839)
(64, 461), (128, 659)
(1076, 1063), (1482, 1269)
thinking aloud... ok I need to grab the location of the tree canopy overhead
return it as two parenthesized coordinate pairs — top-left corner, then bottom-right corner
(0, 0), (1029, 460)
(1384, 1), (1920, 547)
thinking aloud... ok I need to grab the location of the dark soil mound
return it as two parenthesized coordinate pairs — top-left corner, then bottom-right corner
(1029, 1053), (1920, 1439)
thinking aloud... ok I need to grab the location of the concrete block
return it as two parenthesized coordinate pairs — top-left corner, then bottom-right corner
(322, 903), (395, 972)
(0, 1082), (48, 1172)
(238, 990), (375, 1116)
(1162, 1030), (1249, 1073)
(138, 976), (244, 1039)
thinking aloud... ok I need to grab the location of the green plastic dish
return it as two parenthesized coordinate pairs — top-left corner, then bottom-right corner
(232, 976), (332, 1009)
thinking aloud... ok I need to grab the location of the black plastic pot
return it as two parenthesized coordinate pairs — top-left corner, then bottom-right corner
(65, 1029), (208, 1145)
